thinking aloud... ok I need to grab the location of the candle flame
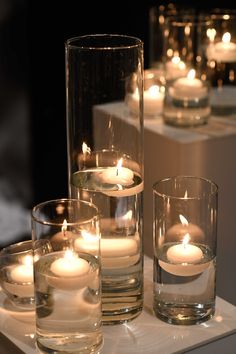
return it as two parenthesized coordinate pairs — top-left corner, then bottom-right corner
(148, 85), (160, 97)
(172, 56), (180, 64)
(116, 158), (123, 176)
(23, 255), (33, 267)
(62, 219), (67, 234)
(184, 190), (188, 199)
(187, 69), (196, 80)
(179, 214), (189, 226)
(65, 249), (75, 260)
(122, 210), (132, 221)
(206, 28), (216, 42)
(182, 233), (190, 247)
(222, 32), (231, 44)
(81, 230), (98, 242)
(82, 142), (91, 154)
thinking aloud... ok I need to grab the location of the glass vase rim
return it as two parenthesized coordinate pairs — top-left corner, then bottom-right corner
(65, 34), (143, 50)
(31, 198), (99, 227)
(153, 175), (218, 200)
(0, 240), (32, 256)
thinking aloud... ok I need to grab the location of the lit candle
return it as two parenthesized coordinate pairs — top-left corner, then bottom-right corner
(98, 158), (134, 186)
(170, 69), (208, 100)
(95, 158), (143, 197)
(75, 231), (139, 269)
(4, 255), (35, 297)
(48, 250), (90, 290)
(159, 233), (208, 277)
(166, 214), (204, 241)
(10, 255), (34, 284)
(51, 219), (74, 248)
(165, 56), (188, 80)
(207, 32), (236, 63)
(127, 85), (164, 117)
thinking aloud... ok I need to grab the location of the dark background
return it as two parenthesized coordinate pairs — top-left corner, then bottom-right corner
(1, 0), (235, 212)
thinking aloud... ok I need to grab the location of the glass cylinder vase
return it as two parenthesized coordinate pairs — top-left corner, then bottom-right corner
(162, 15), (212, 127)
(65, 34), (144, 324)
(153, 176), (218, 325)
(31, 199), (103, 354)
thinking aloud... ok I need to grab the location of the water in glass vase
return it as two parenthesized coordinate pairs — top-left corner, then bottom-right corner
(71, 168), (144, 324)
(153, 243), (216, 325)
(34, 252), (103, 354)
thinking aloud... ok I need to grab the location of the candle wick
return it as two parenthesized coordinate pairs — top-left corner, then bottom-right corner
(116, 168), (119, 176)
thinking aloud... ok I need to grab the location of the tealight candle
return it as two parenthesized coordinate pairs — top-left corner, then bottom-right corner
(97, 158), (134, 186)
(159, 233), (210, 276)
(127, 85), (164, 117)
(207, 32), (236, 63)
(170, 69), (208, 100)
(49, 250), (91, 290)
(165, 56), (188, 80)
(75, 232), (139, 269)
(10, 255), (34, 284)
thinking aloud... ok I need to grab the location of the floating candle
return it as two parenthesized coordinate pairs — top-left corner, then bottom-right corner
(49, 250), (91, 290)
(10, 255), (34, 284)
(165, 56), (188, 80)
(170, 69), (208, 100)
(207, 32), (236, 63)
(127, 85), (164, 117)
(97, 158), (134, 186)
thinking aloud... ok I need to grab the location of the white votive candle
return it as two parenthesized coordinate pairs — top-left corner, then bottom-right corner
(127, 85), (164, 117)
(165, 56), (188, 80)
(170, 69), (208, 100)
(207, 32), (236, 63)
(98, 158), (134, 186)
(49, 250), (90, 290)
(11, 255), (34, 284)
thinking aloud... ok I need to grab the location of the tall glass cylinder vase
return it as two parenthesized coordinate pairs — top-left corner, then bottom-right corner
(65, 34), (144, 324)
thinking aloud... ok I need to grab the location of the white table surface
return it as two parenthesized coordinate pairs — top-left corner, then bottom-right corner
(0, 256), (236, 354)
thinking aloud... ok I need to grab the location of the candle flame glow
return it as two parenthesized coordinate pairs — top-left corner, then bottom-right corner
(82, 142), (91, 154)
(179, 214), (189, 226)
(81, 230), (98, 242)
(206, 28), (216, 42)
(184, 190), (188, 199)
(172, 56), (180, 64)
(183, 233), (190, 247)
(122, 210), (132, 221)
(187, 69), (196, 80)
(222, 32), (231, 44)
(23, 255), (33, 267)
(64, 249), (75, 260)
(148, 85), (160, 97)
(62, 219), (67, 234)
(116, 158), (123, 176)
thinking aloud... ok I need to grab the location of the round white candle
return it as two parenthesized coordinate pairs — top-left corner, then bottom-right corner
(207, 32), (236, 63)
(159, 233), (211, 276)
(49, 250), (90, 290)
(170, 69), (208, 100)
(98, 158), (134, 186)
(51, 254), (89, 277)
(165, 56), (188, 80)
(127, 85), (164, 117)
(167, 241), (203, 264)
(10, 256), (34, 284)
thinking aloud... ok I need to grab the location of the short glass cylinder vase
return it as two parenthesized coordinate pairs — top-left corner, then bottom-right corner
(203, 10), (236, 116)
(162, 15), (212, 127)
(163, 69), (211, 127)
(65, 34), (144, 325)
(0, 240), (34, 310)
(153, 176), (218, 325)
(31, 199), (103, 354)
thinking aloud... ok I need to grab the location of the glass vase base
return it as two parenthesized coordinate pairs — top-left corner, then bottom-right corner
(153, 301), (215, 325)
(102, 299), (143, 325)
(36, 333), (103, 354)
